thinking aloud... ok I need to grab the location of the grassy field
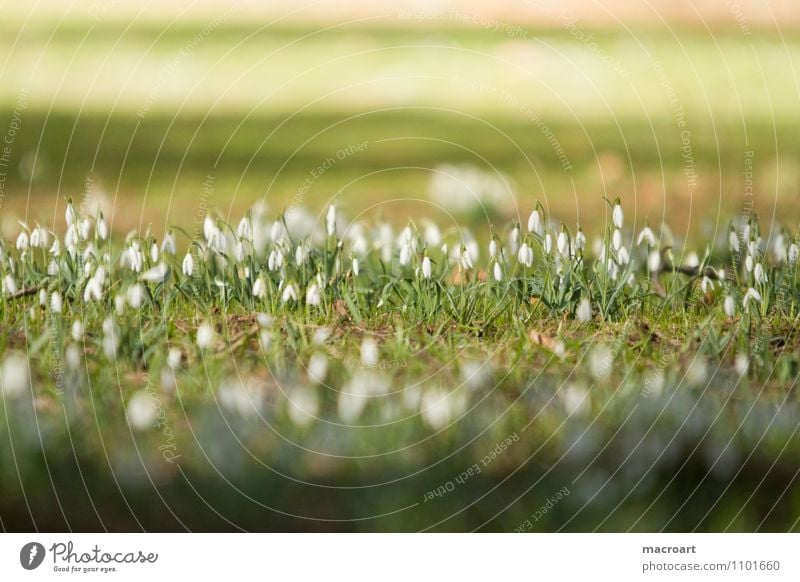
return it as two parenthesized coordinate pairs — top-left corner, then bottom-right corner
(1, 8), (800, 533)
(1, 197), (800, 531)
(1, 17), (799, 236)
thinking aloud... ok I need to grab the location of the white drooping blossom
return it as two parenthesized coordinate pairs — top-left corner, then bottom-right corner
(637, 225), (656, 247)
(489, 239), (498, 259)
(517, 243), (533, 268)
(754, 263), (767, 284)
(576, 297), (592, 322)
(237, 217), (252, 241)
(611, 229), (622, 251)
(509, 225), (520, 255)
(196, 322), (216, 349)
(306, 282), (321, 307)
(612, 200), (624, 229)
(126, 390), (157, 431)
(167, 348), (182, 370)
(701, 276), (714, 294)
(575, 228), (586, 252)
(493, 261), (503, 282)
(30, 226), (49, 249)
(326, 205), (337, 237)
(3, 274), (17, 296)
(1, 353), (29, 397)
(50, 291), (63, 313)
(458, 245), (474, 271)
(127, 283), (144, 309)
(556, 230), (569, 257)
(729, 229), (740, 253)
(71, 319), (84, 342)
(252, 277), (267, 299)
(544, 233), (553, 254)
(97, 214), (108, 240)
(281, 282), (298, 303)
(527, 208), (544, 237)
(789, 243), (799, 264)
(15, 232), (28, 251)
(742, 287), (762, 309)
(182, 252), (194, 277)
(352, 257), (360, 276)
(307, 352), (328, 384)
(141, 263), (168, 283)
(399, 243), (411, 267)
(421, 256), (432, 279)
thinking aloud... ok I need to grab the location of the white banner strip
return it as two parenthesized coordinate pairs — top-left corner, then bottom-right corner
(1, 534), (796, 581)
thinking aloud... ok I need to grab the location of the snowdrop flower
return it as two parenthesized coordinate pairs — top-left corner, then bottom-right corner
(295, 243), (308, 266)
(1, 353), (29, 397)
(637, 225), (656, 247)
(399, 243), (411, 267)
(127, 283), (144, 309)
(754, 262), (767, 284)
(182, 252), (194, 277)
(421, 256), (432, 279)
(701, 276), (713, 294)
(71, 319), (84, 342)
(150, 242), (159, 263)
(306, 282), (321, 307)
(114, 294), (125, 315)
(493, 261), (502, 282)
(338, 376), (370, 422)
(326, 204), (337, 236)
(576, 298), (592, 322)
(287, 386), (319, 428)
(743, 287), (761, 308)
(39, 289), (47, 306)
(78, 218), (91, 240)
(252, 277), (266, 299)
(281, 282), (298, 303)
(83, 277), (103, 302)
(126, 390), (157, 431)
(557, 230), (569, 257)
(307, 352), (328, 384)
(728, 228), (740, 253)
(575, 228), (586, 252)
(237, 217), (252, 241)
(744, 254), (754, 273)
(509, 225), (520, 255)
(612, 200), (624, 229)
(517, 242), (533, 267)
(527, 208), (544, 237)
(96, 215), (108, 240)
(588, 345), (613, 380)
(617, 246), (630, 265)
(65, 344), (80, 370)
(167, 348), (182, 369)
(2, 274), (17, 296)
(233, 241), (245, 263)
(30, 226), (49, 248)
(102, 333), (118, 359)
(49, 238), (61, 257)
(420, 388), (466, 430)
(458, 245), (473, 271)
(562, 383), (589, 416)
(606, 259), (619, 280)
(611, 229), (622, 251)
(15, 232), (28, 251)
(544, 233), (553, 254)
(218, 377), (262, 416)
(50, 291), (63, 313)
(313, 326), (331, 345)
(196, 322), (216, 349)
(141, 262), (168, 283)
(686, 252), (699, 268)
(352, 257), (360, 276)
(65, 202), (78, 227)
(686, 358), (708, 387)
(361, 337), (379, 367)
(735, 353), (749, 377)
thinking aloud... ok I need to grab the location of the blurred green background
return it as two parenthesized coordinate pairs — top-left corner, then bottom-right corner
(1, 1), (799, 236)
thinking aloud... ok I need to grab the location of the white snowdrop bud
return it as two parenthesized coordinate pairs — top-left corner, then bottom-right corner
(493, 261), (502, 282)
(576, 298), (592, 322)
(196, 322), (216, 349)
(326, 205), (337, 236)
(71, 319), (84, 341)
(66, 344), (80, 370)
(745, 254), (754, 273)
(308, 353), (328, 384)
(399, 244), (411, 267)
(352, 257), (360, 276)
(167, 348), (182, 369)
(557, 231), (569, 257)
(612, 202), (624, 229)
(489, 239), (498, 258)
(15, 232), (29, 251)
(126, 390), (157, 431)
(161, 231), (176, 254)
(735, 353), (749, 377)
(50, 291), (63, 313)
(1, 353), (29, 397)
(306, 282), (321, 307)
(575, 229), (586, 252)
(637, 226), (656, 247)
(421, 256), (432, 279)
(527, 209), (543, 236)
(701, 276), (713, 294)
(127, 283), (144, 309)
(182, 252), (194, 277)
(281, 282), (298, 303)
(729, 230), (740, 253)
(361, 337), (379, 367)
(517, 243), (533, 267)
(252, 277), (266, 299)
(611, 229), (622, 251)
(39, 288), (48, 306)
(544, 233), (552, 254)
(150, 243), (159, 263)
(743, 287), (761, 308)
(686, 252), (699, 268)
(617, 246), (630, 265)
(754, 263), (767, 284)
(237, 217), (252, 241)
(789, 243), (799, 264)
